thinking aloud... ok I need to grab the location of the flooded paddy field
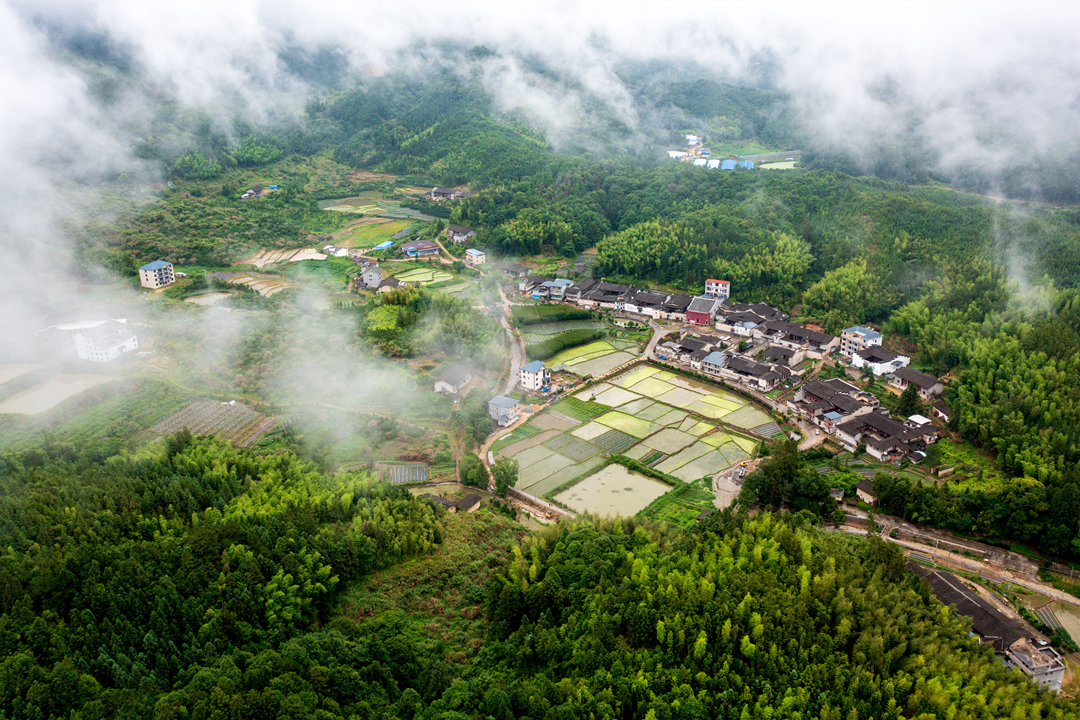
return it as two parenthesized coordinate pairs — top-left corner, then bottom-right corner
(0, 374), (115, 415)
(555, 464), (672, 517)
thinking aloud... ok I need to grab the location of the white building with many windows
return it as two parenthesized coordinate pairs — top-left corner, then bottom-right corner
(139, 260), (175, 289)
(519, 360), (551, 391)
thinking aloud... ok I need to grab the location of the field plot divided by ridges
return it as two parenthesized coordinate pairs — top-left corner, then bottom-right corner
(618, 397), (655, 416)
(641, 428), (696, 454)
(654, 441), (714, 474)
(614, 366), (660, 388)
(496, 429), (561, 458)
(152, 400), (276, 444)
(686, 400), (728, 419)
(530, 412), (580, 431)
(543, 434), (602, 461)
(686, 421), (714, 436)
(652, 386), (705, 408)
(668, 450), (732, 482)
(590, 429), (639, 455)
(628, 376), (676, 397)
(655, 408), (689, 426)
(623, 443), (652, 460)
(575, 383), (614, 401)
(517, 452), (579, 489)
(701, 431), (736, 448)
(635, 403), (673, 422)
(526, 456), (607, 498)
(721, 405), (774, 429)
(570, 351), (637, 378)
(594, 411), (657, 439)
(593, 386), (641, 407)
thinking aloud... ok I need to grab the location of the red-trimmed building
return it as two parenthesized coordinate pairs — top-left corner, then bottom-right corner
(686, 295), (720, 326)
(704, 278), (731, 300)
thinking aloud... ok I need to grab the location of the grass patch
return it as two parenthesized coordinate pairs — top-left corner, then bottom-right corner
(526, 329), (604, 361)
(638, 478), (716, 526)
(1009, 544), (1041, 559)
(511, 305), (594, 325)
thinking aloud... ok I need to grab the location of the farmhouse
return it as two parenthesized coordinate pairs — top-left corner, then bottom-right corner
(686, 295), (720, 326)
(40, 319), (139, 363)
(520, 360), (551, 391)
(464, 248), (486, 265)
(503, 263), (529, 278)
(538, 278), (573, 300)
(932, 399), (951, 422)
(377, 277), (405, 293)
(360, 262), (383, 288)
(841, 325), (882, 355)
(855, 479), (877, 506)
(700, 351), (727, 377)
(763, 344), (803, 367)
(890, 367), (944, 399)
(852, 346), (910, 375)
(488, 396), (520, 427)
(456, 494), (482, 513)
(431, 187), (463, 201)
(139, 260), (175, 289)
(447, 225), (477, 244)
(434, 365), (473, 397)
(721, 356), (791, 392)
(401, 239), (440, 257)
(565, 277), (597, 301)
(420, 494), (457, 512)
(704, 279), (731, 300)
(656, 294), (693, 321)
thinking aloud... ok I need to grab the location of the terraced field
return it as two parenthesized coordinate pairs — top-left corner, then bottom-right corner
(153, 400), (278, 446)
(548, 339), (639, 377)
(506, 363), (770, 507)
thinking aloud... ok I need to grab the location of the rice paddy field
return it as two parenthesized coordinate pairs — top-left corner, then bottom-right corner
(392, 267), (454, 284)
(519, 320), (606, 344)
(547, 338), (639, 377)
(554, 464), (672, 517)
(502, 363), (769, 505)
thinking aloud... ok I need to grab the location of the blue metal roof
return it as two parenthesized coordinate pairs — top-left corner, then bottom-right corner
(522, 360), (547, 373)
(140, 260), (171, 271)
(738, 160), (754, 169)
(489, 395), (518, 408)
(720, 159), (737, 170)
(702, 351), (726, 365)
(374, 240), (394, 250)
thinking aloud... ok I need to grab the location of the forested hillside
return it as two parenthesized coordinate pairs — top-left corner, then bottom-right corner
(0, 437), (1071, 718)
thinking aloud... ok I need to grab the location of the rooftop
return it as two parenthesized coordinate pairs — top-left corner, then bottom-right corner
(702, 351), (726, 365)
(894, 366), (941, 388)
(140, 260), (172, 271)
(522, 360), (547, 374)
(843, 325), (882, 341)
(489, 395), (519, 408)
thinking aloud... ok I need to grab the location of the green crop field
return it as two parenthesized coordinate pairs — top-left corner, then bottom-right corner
(595, 411), (658, 438)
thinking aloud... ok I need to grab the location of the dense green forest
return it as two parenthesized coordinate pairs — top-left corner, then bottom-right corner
(0, 437), (1071, 718)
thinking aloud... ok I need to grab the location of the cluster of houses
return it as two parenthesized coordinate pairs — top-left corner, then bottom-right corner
(788, 376), (939, 463)
(430, 187), (469, 201)
(667, 135), (755, 169)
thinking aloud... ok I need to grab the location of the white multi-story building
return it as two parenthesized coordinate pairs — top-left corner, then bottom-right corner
(139, 260), (175, 289)
(704, 279), (730, 300)
(41, 319), (138, 362)
(519, 361), (551, 391)
(840, 325), (882, 355)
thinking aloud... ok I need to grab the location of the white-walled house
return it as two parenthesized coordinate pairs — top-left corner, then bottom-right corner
(139, 260), (175, 289)
(520, 361), (551, 391)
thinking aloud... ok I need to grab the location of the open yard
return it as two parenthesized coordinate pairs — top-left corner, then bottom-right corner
(555, 464), (672, 517)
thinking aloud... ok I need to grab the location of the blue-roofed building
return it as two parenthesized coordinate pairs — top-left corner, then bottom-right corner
(520, 360), (551, 391)
(374, 240), (394, 251)
(737, 160), (754, 169)
(720, 159), (737, 170)
(465, 248), (486, 265)
(401, 239), (439, 257)
(488, 395), (520, 427)
(841, 326), (883, 356)
(138, 260), (175, 289)
(700, 148), (711, 156)
(701, 351), (727, 377)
